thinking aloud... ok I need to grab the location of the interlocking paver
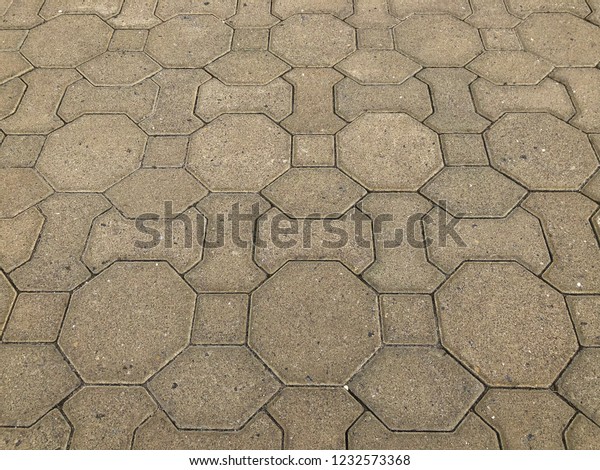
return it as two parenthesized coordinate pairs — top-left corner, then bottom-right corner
(21, 15), (112, 67)
(0, 344), (80, 426)
(394, 15), (483, 67)
(133, 411), (282, 449)
(148, 346), (280, 429)
(471, 77), (575, 121)
(267, 388), (363, 449)
(557, 349), (600, 426)
(485, 113), (598, 190)
(436, 262), (578, 387)
(37, 115), (146, 192)
(188, 114), (290, 191)
(3, 293), (69, 343)
(476, 390), (575, 449)
(2, 0), (600, 450)
(270, 14), (355, 67)
(338, 113), (443, 191)
(59, 262), (196, 384)
(349, 347), (483, 431)
(63, 386), (156, 450)
(420, 166), (527, 218)
(249, 261), (380, 385)
(349, 413), (499, 450)
(0, 410), (70, 450)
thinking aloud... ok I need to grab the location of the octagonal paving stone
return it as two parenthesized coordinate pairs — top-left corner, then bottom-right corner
(466, 51), (554, 85)
(105, 168), (208, 218)
(436, 262), (578, 387)
(146, 15), (233, 68)
(36, 115), (146, 192)
(337, 113), (443, 191)
(0, 168), (52, 218)
(335, 50), (421, 85)
(59, 262), (196, 384)
(420, 166), (527, 218)
(393, 15), (483, 67)
(78, 52), (161, 86)
(557, 349), (600, 426)
(187, 114), (290, 192)
(206, 51), (290, 85)
(485, 113), (598, 190)
(388, 0), (472, 19)
(148, 346), (280, 430)
(0, 344), (80, 426)
(249, 261), (380, 385)
(270, 14), (356, 67)
(565, 414), (600, 450)
(21, 15), (112, 67)
(262, 168), (366, 218)
(517, 13), (600, 66)
(349, 347), (484, 431)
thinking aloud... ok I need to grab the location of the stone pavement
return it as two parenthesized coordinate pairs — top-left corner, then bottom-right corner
(1, 0), (600, 451)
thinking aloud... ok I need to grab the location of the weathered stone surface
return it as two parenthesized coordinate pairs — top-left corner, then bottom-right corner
(0, 0), (44, 29)
(566, 296), (600, 346)
(143, 136), (188, 168)
(9, 194), (110, 291)
(228, 0), (278, 27)
(421, 166), (527, 218)
(270, 14), (355, 67)
(517, 13), (600, 66)
(58, 79), (158, 123)
(356, 28), (395, 49)
(0, 135), (45, 167)
(467, 51), (553, 85)
(249, 262), (380, 385)
(557, 349), (600, 426)
(349, 413), (499, 450)
(0, 51), (31, 85)
(196, 78), (291, 122)
(108, 0), (160, 28)
(134, 411), (282, 449)
(191, 294), (248, 345)
(263, 168), (365, 218)
(184, 193), (269, 293)
(59, 262), (196, 383)
(3, 293), (69, 343)
(109, 29), (148, 51)
(476, 390), (575, 449)
(346, 0), (397, 28)
(140, 69), (210, 135)
(272, 0), (352, 19)
(40, 0), (123, 19)
(154, 0), (237, 20)
(268, 388), (362, 449)
(63, 386), (157, 450)
(480, 28), (522, 50)
(0, 410), (70, 450)
(0, 78), (25, 121)
(425, 206), (551, 275)
(360, 193), (445, 293)
(336, 50), (420, 84)
(78, 52), (160, 86)
(22, 15), (111, 67)
(146, 15), (232, 68)
(380, 295), (438, 345)
(389, 0), (472, 19)
(188, 114), (290, 192)
(394, 15), (483, 67)
(467, 0), (519, 28)
(417, 68), (490, 133)
(552, 68), (600, 133)
(106, 168), (207, 218)
(436, 262), (579, 387)
(350, 347), (483, 431)
(506, 0), (591, 18)
(441, 134), (489, 166)
(232, 28), (270, 50)
(37, 115), (145, 192)
(292, 135), (335, 166)
(82, 207), (204, 274)
(0, 207), (43, 272)
(207, 51), (290, 85)
(485, 113), (598, 190)
(472, 78), (575, 121)
(254, 207), (374, 274)
(149, 346), (280, 429)
(0, 345), (79, 426)
(281, 68), (346, 134)
(1, 168), (51, 221)
(334, 77), (432, 121)
(0, 271), (15, 335)
(338, 113), (443, 191)
(565, 414), (600, 450)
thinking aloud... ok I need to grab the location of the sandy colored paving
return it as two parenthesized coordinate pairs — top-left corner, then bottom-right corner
(1, 0), (600, 450)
